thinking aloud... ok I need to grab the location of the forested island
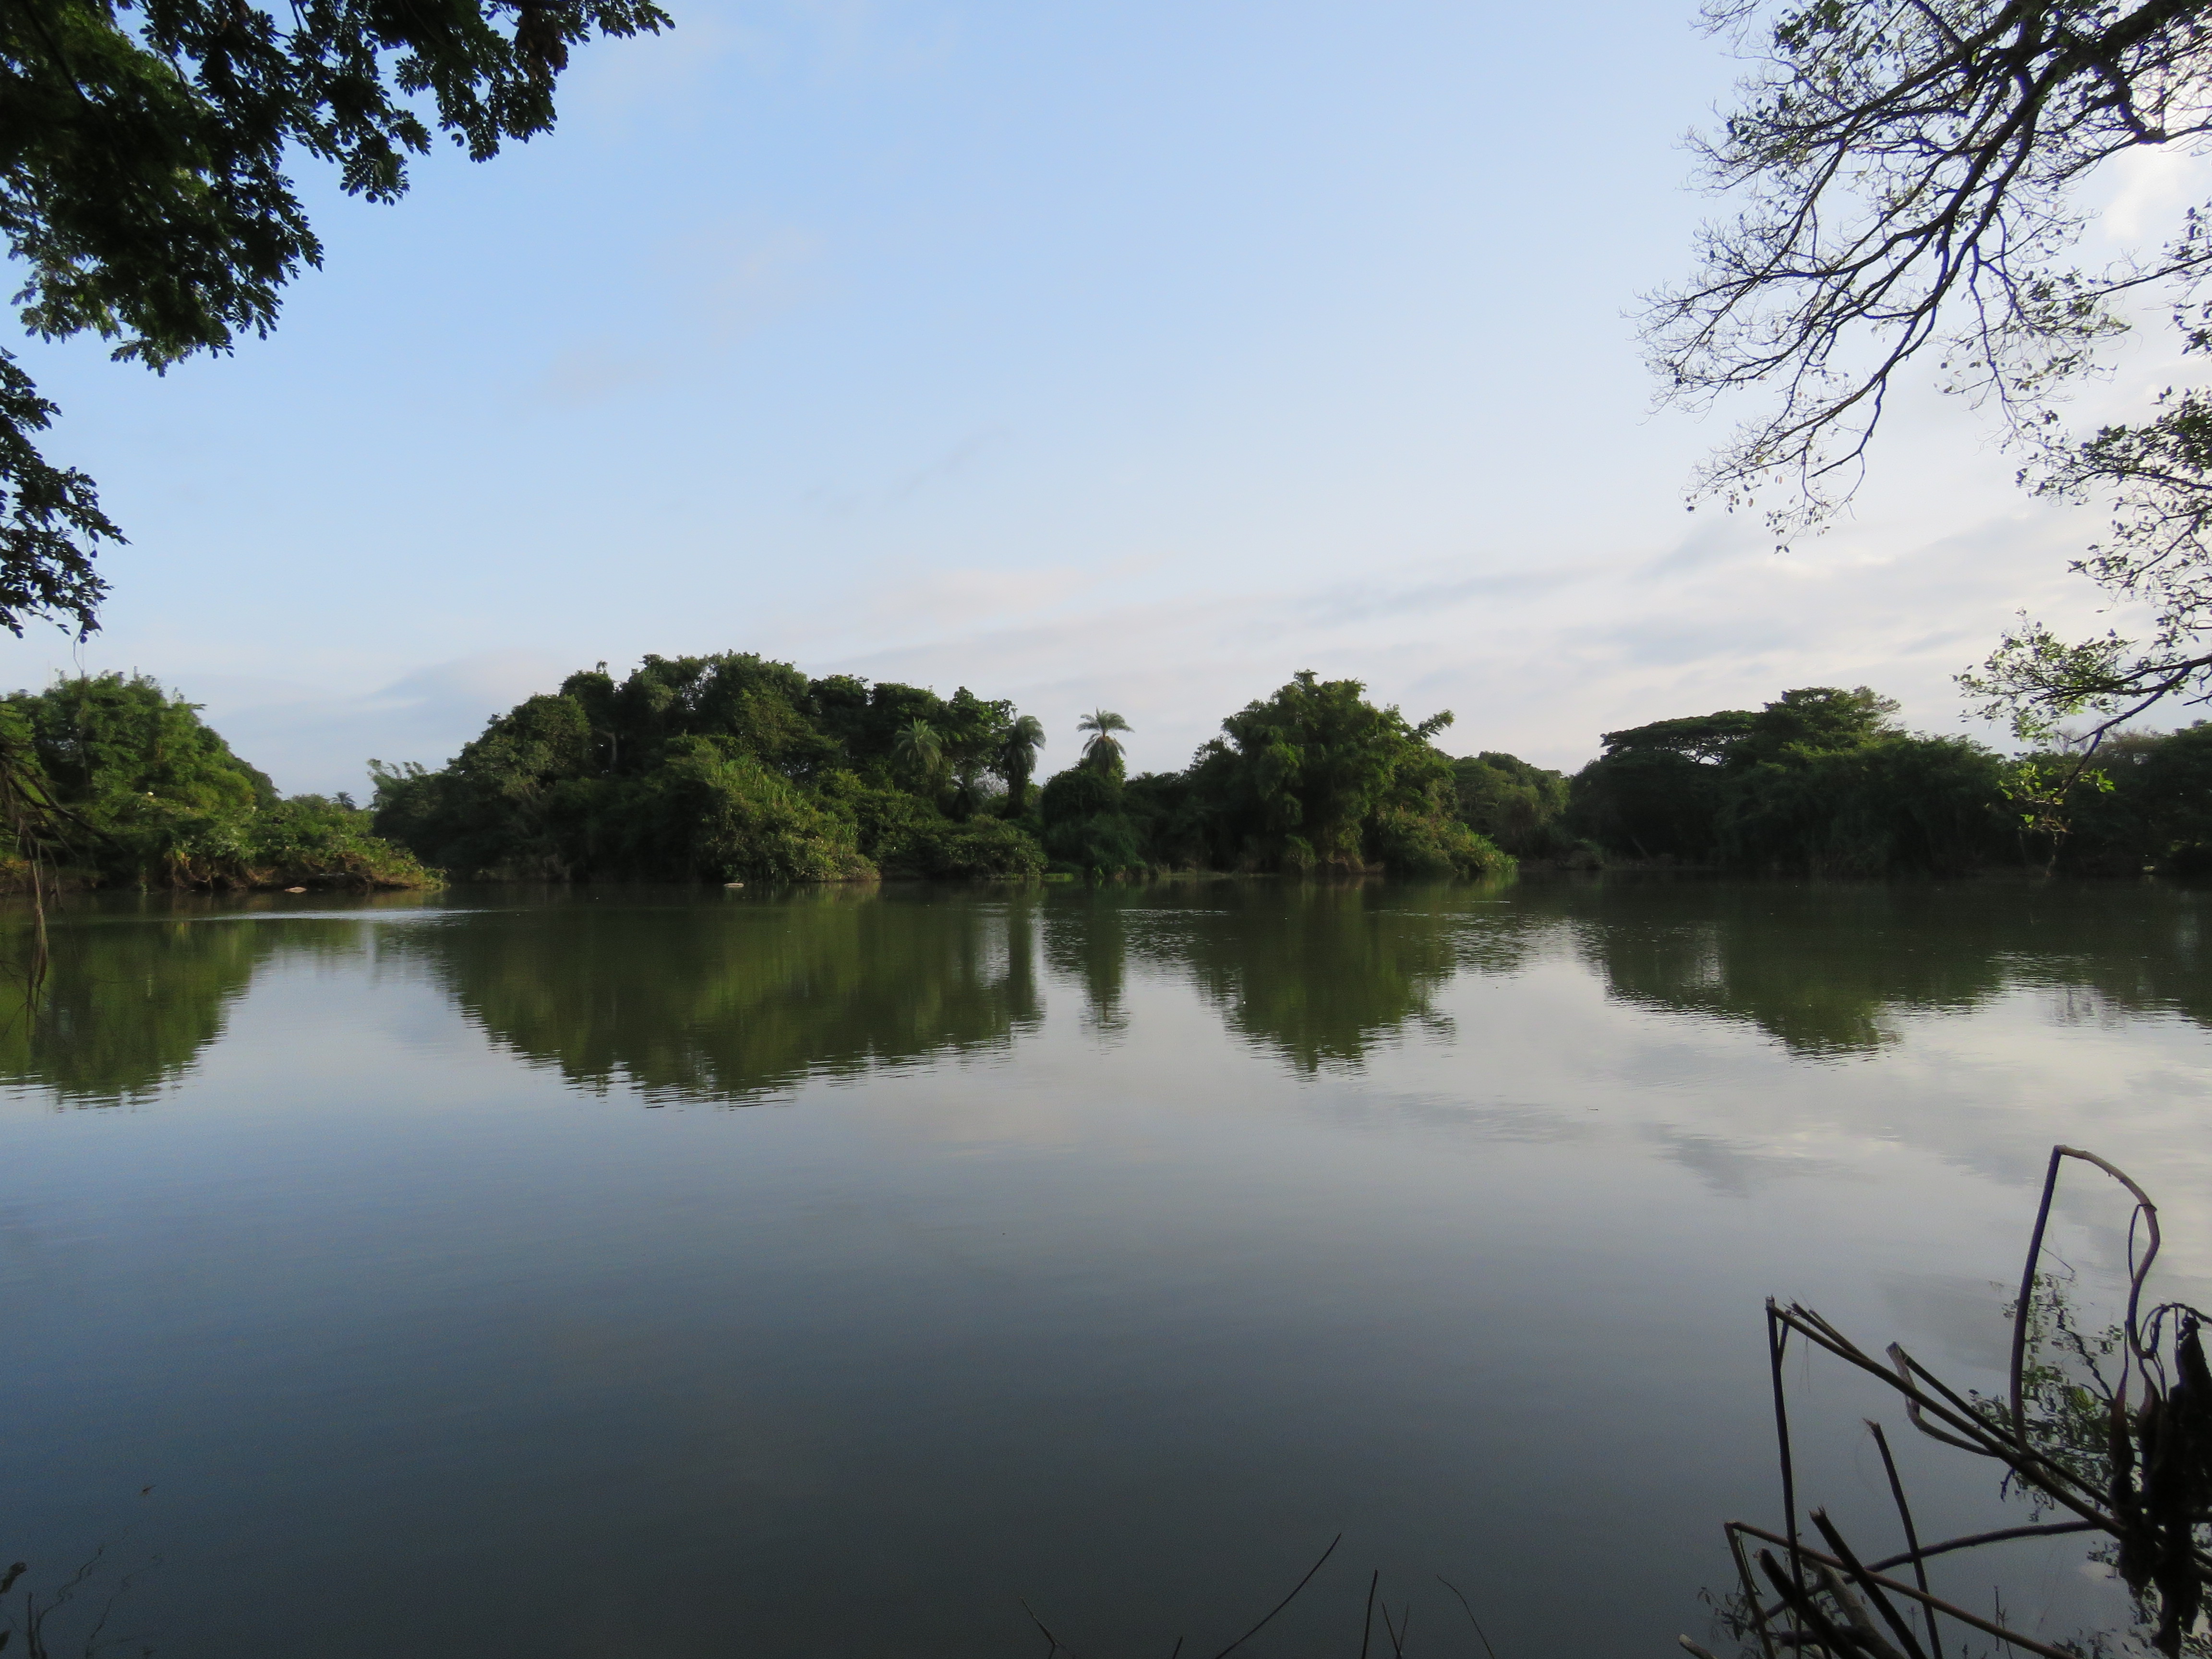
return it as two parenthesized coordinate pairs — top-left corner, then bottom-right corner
(365, 656), (1503, 884)
(3, 655), (2208, 890)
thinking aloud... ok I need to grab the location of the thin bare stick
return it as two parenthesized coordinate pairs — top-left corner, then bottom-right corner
(2013, 1147), (2163, 1430)
(1207, 1533), (1340, 1659)
(1757, 1549), (1882, 1659)
(1774, 1310), (2119, 1528)
(1869, 1421), (1941, 1659)
(1816, 1559), (1911, 1659)
(1379, 1598), (1407, 1659)
(1728, 1526), (2079, 1659)
(1436, 1576), (1499, 1659)
(1812, 1509), (1926, 1659)
(1893, 1340), (1996, 1455)
(2016, 1146), (2067, 1373)
(1769, 1300), (1805, 1595)
(1866, 1520), (2098, 1572)
(1018, 1598), (1062, 1657)
(1729, 1521), (1782, 1659)
(26, 836), (47, 1003)
(1360, 1569), (1378, 1659)
(2052, 1147), (2160, 1382)
(2015, 1147), (2073, 1432)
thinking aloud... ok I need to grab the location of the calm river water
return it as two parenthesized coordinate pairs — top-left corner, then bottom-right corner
(4, 878), (2210, 1658)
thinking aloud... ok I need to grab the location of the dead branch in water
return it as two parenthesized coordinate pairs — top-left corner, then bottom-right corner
(1689, 1146), (2212, 1659)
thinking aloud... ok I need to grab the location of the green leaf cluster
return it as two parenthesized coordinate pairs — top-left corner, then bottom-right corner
(0, 671), (430, 888)
(1037, 765), (1148, 875)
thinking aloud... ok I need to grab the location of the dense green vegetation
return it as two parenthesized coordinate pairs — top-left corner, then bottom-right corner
(2045, 725), (2212, 875)
(1553, 684), (2212, 876)
(0, 673), (428, 890)
(369, 656), (1512, 883)
(1566, 686), (2006, 874)
(358, 657), (2212, 882)
(1451, 750), (1578, 862)
(14, 659), (2207, 893)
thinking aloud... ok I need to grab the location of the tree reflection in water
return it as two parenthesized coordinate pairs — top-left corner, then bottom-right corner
(1114, 878), (1538, 1073)
(1176, 883), (1456, 1071)
(0, 901), (304, 1104)
(400, 886), (1044, 1103)
(1526, 878), (2212, 1058)
(1043, 887), (1132, 1039)
(1, 878), (2207, 1105)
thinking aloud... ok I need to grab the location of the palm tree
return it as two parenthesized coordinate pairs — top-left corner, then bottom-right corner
(1077, 709), (1131, 774)
(996, 714), (1046, 812)
(891, 718), (944, 788)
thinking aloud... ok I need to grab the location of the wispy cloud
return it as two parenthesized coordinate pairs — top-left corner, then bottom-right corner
(805, 427), (1010, 517)
(537, 343), (665, 407)
(682, 224), (826, 344)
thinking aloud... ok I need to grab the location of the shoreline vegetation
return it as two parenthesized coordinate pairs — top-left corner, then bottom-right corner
(5, 657), (2211, 893)
(367, 656), (1507, 886)
(0, 674), (433, 894)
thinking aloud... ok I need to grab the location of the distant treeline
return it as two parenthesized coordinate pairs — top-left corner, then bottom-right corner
(7, 662), (2209, 891)
(1467, 685), (2212, 877)
(369, 656), (1509, 883)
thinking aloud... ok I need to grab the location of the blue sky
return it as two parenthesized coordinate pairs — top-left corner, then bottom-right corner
(1, 0), (2188, 793)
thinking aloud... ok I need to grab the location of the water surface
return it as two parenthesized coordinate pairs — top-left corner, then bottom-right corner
(4, 878), (2208, 1657)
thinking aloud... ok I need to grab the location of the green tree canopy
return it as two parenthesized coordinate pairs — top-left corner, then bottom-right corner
(2017, 721), (2212, 873)
(373, 654), (1045, 882)
(0, 672), (424, 887)
(995, 713), (1046, 811)
(1076, 709), (1131, 774)
(1037, 763), (1145, 875)
(0, 0), (667, 635)
(1181, 671), (1510, 878)
(1450, 751), (1574, 859)
(890, 719), (944, 789)
(1570, 684), (2005, 874)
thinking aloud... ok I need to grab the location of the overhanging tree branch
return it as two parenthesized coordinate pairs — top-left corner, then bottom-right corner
(0, 0), (669, 634)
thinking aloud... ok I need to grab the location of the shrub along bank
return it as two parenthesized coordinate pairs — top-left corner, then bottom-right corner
(0, 673), (429, 890)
